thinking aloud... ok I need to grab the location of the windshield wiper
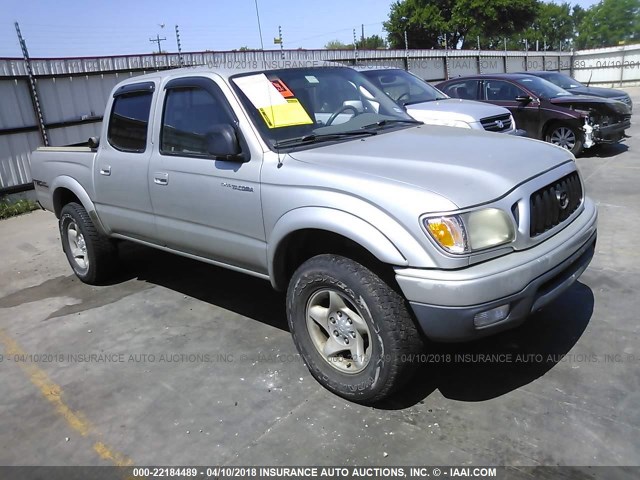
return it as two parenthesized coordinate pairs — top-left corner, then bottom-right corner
(360, 118), (423, 129)
(404, 98), (446, 105)
(274, 130), (378, 148)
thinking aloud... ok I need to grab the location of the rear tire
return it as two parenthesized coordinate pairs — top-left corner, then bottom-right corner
(286, 254), (423, 403)
(545, 123), (584, 156)
(59, 202), (116, 284)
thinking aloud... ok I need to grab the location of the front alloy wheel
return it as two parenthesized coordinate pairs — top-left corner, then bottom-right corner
(306, 289), (372, 374)
(547, 124), (583, 156)
(286, 254), (424, 403)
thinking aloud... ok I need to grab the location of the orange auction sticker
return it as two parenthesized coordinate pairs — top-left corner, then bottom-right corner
(271, 79), (294, 98)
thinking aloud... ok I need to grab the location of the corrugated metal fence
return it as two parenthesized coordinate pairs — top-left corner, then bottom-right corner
(0, 44), (637, 193)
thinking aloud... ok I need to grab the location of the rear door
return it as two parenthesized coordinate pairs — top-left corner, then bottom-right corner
(480, 79), (540, 137)
(93, 81), (157, 241)
(148, 76), (266, 273)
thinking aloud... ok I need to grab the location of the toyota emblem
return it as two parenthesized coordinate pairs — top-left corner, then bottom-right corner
(555, 187), (569, 210)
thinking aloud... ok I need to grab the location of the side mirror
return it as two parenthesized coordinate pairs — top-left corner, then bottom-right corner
(206, 124), (244, 161)
(88, 136), (100, 149)
(515, 95), (533, 103)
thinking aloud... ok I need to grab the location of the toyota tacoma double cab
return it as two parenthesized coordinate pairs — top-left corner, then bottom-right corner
(31, 65), (597, 403)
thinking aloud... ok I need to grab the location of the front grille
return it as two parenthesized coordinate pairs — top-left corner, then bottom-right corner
(529, 171), (582, 237)
(614, 96), (632, 108)
(480, 114), (512, 132)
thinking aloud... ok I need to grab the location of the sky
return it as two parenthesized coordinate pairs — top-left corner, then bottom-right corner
(0, 0), (603, 59)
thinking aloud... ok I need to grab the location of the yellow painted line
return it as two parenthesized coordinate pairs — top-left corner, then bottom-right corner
(0, 328), (133, 467)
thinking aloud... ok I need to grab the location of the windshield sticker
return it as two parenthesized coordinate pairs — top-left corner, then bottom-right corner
(258, 98), (313, 129)
(234, 74), (287, 109)
(235, 74), (313, 128)
(271, 79), (294, 98)
(305, 75), (319, 84)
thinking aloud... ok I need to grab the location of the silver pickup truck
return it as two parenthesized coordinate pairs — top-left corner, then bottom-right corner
(31, 64), (597, 403)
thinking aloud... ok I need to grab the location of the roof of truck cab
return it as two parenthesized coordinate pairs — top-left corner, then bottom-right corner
(114, 61), (348, 85)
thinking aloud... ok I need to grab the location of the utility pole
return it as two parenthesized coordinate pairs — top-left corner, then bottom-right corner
(279, 25), (284, 59)
(150, 34), (166, 54)
(175, 25), (184, 66)
(353, 28), (358, 64)
(15, 22), (48, 146)
(361, 24), (364, 43)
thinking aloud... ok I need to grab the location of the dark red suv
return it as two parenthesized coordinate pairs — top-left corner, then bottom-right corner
(437, 73), (631, 156)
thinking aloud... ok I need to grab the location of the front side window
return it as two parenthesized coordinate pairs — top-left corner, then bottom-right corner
(107, 92), (153, 152)
(484, 80), (526, 101)
(161, 86), (235, 156)
(441, 80), (480, 100)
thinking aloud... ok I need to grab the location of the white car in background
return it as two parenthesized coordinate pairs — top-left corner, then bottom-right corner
(358, 67), (525, 135)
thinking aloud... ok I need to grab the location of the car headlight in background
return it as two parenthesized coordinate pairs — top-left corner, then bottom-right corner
(423, 208), (515, 254)
(426, 119), (472, 129)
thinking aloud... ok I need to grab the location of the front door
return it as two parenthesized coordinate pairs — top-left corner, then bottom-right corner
(481, 79), (540, 137)
(148, 77), (266, 274)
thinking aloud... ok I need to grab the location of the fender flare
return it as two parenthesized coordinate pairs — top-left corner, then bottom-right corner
(51, 176), (109, 236)
(267, 207), (408, 290)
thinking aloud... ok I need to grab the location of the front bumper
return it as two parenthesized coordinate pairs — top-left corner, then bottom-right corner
(594, 119), (631, 144)
(395, 198), (598, 342)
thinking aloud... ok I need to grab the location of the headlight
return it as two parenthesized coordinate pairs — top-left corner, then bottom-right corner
(423, 208), (515, 254)
(426, 119), (472, 129)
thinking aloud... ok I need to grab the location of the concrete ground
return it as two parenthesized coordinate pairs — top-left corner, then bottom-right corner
(1, 89), (639, 469)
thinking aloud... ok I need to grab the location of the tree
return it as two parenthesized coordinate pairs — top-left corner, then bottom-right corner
(356, 34), (388, 49)
(384, 0), (539, 49)
(576, 0), (640, 49)
(324, 39), (353, 49)
(498, 1), (575, 51)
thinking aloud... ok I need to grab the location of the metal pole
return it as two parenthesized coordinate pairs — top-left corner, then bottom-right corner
(15, 22), (48, 146)
(175, 25), (184, 66)
(279, 25), (284, 59)
(404, 30), (408, 57)
(253, 0), (265, 51)
(353, 28), (358, 64)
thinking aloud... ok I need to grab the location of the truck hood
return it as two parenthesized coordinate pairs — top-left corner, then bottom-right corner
(406, 98), (509, 123)
(289, 125), (572, 209)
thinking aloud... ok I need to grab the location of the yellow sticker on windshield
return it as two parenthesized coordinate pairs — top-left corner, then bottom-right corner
(259, 98), (314, 128)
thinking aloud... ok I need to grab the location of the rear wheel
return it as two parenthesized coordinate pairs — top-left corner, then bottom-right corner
(546, 123), (583, 156)
(59, 202), (116, 284)
(286, 254), (423, 403)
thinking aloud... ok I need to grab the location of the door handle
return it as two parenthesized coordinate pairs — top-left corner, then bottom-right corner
(99, 166), (111, 176)
(153, 172), (169, 186)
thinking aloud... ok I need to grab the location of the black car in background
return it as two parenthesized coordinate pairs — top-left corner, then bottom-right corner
(437, 73), (631, 156)
(522, 71), (632, 112)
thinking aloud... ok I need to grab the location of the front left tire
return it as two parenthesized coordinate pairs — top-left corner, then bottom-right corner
(286, 254), (424, 403)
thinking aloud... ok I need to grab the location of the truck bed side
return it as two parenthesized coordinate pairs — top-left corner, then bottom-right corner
(30, 146), (98, 216)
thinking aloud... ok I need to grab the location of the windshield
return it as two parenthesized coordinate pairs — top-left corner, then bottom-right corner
(518, 76), (573, 99)
(230, 67), (416, 149)
(360, 68), (448, 105)
(541, 73), (584, 89)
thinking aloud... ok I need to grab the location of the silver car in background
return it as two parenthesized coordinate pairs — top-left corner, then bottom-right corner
(358, 67), (524, 135)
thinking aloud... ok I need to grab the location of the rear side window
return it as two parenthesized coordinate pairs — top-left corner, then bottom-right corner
(107, 92), (153, 152)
